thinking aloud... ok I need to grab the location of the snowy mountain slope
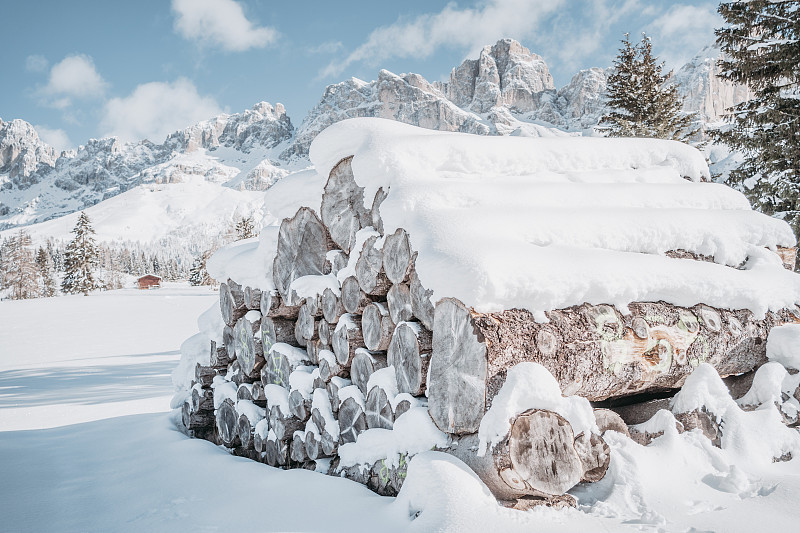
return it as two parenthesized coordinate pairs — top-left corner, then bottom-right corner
(0, 40), (748, 235)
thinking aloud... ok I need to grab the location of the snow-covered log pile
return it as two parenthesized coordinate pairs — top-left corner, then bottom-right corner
(175, 118), (800, 505)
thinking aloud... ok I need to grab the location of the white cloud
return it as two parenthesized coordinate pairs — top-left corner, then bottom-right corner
(25, 55), (48, 73)
(34, 125), (73, 152)
(41, 54), (107, 107)
(648, 3), (721, 68)
(100, 78), (223, 143)
(320, 0), (566, 78)
(172, 0), (277, 52)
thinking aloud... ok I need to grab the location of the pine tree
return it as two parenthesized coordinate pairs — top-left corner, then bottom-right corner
(35, 246), (58, 297)
(600, 33), (697, 140)
(61, 212), (100, 295)
(188, 250), (215, 286)
(234, 216), (256, 240)
(3, 231), (40, 300)
(715, 1), (800, 238)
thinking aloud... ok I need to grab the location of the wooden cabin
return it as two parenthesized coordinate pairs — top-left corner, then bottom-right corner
(137, 275), (161, 290)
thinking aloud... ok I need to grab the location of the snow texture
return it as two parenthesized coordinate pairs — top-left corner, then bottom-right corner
(477, 362), (597, 454)
(767, 324), (800, 370)
(290, 274), (340, 299)
(337, 407), (449, 468)
(310, 118), (800, 317)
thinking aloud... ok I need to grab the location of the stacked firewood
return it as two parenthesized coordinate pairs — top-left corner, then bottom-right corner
(180, 156), (800, 504)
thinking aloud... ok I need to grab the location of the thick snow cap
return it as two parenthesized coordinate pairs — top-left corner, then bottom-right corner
(310, 118), (800, 318)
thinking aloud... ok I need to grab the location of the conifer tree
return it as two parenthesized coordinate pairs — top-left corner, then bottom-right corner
(715, 0), (800, 238)
(3, 231), (40, 300)
(35, 246), (58, 297)
(235, 216), (256, 240)
(600, 33), (696, 140)
(189, 250), (215, 286)
(61, 212), (100, 295)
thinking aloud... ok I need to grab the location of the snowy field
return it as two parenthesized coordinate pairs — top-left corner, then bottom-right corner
(2, 284), (800, 532)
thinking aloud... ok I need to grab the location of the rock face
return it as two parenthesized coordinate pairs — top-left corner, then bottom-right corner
(672, 44), (753, 125)
(0, 39), (751, 231)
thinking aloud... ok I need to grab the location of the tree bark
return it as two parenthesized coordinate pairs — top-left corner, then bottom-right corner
(182, 401), (214, 431)
(269, 404), (305, 442)
(362, 302), (395, 351)
(388, 322), (432, 396)
(261, 343), (312, 389)
(318, 350), (348, 382)
(261, 317), (299, 353)
(265, 436), (289, 467)
(244, 286), (262, 310)
(194, 363), (217, 388)
(209, 340), (231, 368)
(273, 207), (335, 306)
(191, 387), (214, 412)
(355, 235), (392, 297)
(408, 268), (435, 330)
(260, 290), (300, 320)
(350, 350), (387, 395)
(428, 297), (797, 435)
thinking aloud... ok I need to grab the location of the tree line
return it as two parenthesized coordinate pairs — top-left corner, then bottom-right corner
(0, 212), (258, 300)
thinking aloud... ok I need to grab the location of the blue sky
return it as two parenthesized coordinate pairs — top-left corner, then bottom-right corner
(0, 0), (722, 151)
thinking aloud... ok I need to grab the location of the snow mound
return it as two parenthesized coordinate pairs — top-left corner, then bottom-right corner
(309, 118), (800, 317)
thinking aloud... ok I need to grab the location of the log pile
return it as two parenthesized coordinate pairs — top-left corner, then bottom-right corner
(180, 155), (800, 505)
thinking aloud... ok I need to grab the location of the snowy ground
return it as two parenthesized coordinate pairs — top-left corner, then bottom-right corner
(2, 285), (800, 532)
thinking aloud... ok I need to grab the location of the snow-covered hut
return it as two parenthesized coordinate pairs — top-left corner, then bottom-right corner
(176, 118), (800, 503)
(137, 275), (161, 290)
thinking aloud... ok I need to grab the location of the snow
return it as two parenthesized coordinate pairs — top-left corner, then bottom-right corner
(767, 324), (800, 370)
(312, 388), (340, 438)
(288, 366), (315, 398)
(237, 399), (265, 423)
(309, 118), (800, 317)
(338, 384), (366, 409)
(367, 365), (399, 398)
(477, 362), (597, 454)
(337, 407), (450, 468)
(211, 376), (237, 409)
(263, 384), (290, 413)
(4, 284), (800, 531)
(290, 273), (340, 299)
(269, 342), (309, 366)
(737, 362), (789, 408)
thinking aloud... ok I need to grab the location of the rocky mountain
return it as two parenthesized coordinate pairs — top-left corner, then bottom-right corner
(0, 39), (748, 232)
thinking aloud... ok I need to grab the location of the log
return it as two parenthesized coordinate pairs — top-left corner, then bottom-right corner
(366, 385), (394, 430)
(261, 317), (299, 352)
(194, 364), (217, 388)
(237, 383), (254, 402)
(182, 401), (214, 430)
(310, 389), (341, 456)
(326, 376), (351, 415)
(363, 302), (395, 351)
(216, 398), (240, 448)
(250, 380), (267, 405)
(382, 228), (415, 284)
(593, 408), (630, 437)
(253, 420), (268, 453)
(428, 297), (797, 435)
(387, 283), (413, 324)
(237, 414), (256, 450)
(269, 404), (305, 442)
(226, 360), (253, 387)
(351, 349), (388, 395)
(355, 235), (392, 297)
(306, 338), (327, 365)
(210, 340), (231, 368)
(393, 396), (413, 420)
(294, 302), (317, 347)
(388, 322), (432, 396)
(265, 435), (289, 467)
(220, 280), (247, 327)
(234, 316), (264, 379)
(244, 286), (263, 310)
(305, 422), (322, 460)
(573, 432), (611, 483)
(338, 396), (367, 445)
(318, 319), (332, 346)
(318, 349), (347, 382)
(369, 187), (388, 234)
(288, 389), (311, 422)
(341, 276), (375, 314)
(261, 343), (311, 389)
(191, 387), (214, 412)
(444, 410), (585, 500)
(260, 290), (300, 320)
(324, 250), (349, 276)
(777, 246), (797, 271)
(273, 207), (335, 306)
(320, 156), (370, 253)
(222, 325), (235, 355)
(408, 269), (435, 330)
(322, 287), (345, 325)
(332, 314), (364, 367)
(291, 431), (308, 462)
